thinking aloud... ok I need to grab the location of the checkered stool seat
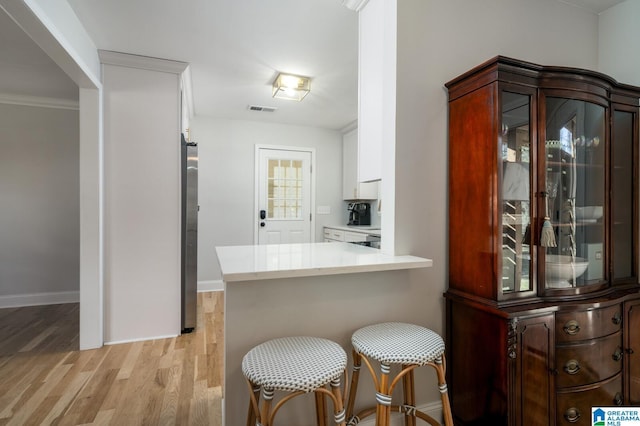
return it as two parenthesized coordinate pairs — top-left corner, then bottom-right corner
(351, 322), (445, 365)
(243, 336), (347, 393)
(345, 322), (453, 426)
(242, 336), (348, 426)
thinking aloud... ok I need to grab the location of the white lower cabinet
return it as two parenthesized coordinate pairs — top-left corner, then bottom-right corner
(344, 231), (367, 243)
(324, 228), (344, 242)
(323, 227), (368, 243)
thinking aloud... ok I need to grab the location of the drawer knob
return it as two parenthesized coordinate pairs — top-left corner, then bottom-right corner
(563, 320), (580, 336)
(563, 359), (581, 375)
(612, 311), (622, 325)
(564, 407), (581, 423)
(613, 347), (623, 362)
(614, 392), (623, 406)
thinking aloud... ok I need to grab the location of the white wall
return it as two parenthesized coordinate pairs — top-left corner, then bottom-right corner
(0, 103), (79, 306)
(102, 55), (184, 343)
(191, 117), (344, 282)
(388, 0), (599, 405)
(599, 1), (640, 87)
(394, 0), (599, 248)
(2, 0), (104, 351)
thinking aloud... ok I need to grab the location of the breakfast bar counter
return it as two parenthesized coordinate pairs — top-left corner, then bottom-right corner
(215, 241), (430, 281)
(216, 242), (433, 425)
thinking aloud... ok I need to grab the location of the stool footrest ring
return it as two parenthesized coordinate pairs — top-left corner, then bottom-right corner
(346, 415), (360, 425)
(402, 404), (417, 416)
(349, 405), (442, 425)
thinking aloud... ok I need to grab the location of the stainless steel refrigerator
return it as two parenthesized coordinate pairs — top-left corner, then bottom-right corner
(181, 134), (198, 333)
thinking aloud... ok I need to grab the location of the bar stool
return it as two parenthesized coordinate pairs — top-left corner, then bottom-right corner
(242, 336), (348, 426)
(345, 322), (453, 426)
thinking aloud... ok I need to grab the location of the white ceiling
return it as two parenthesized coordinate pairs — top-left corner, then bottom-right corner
(68, 0), (359, 131)
(0, 0), (629, 130)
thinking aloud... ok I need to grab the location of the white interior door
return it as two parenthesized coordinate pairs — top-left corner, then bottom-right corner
(256, 147), (313, 244)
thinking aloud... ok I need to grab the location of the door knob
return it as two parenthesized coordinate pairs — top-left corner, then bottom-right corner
(260, 222), (265, 227)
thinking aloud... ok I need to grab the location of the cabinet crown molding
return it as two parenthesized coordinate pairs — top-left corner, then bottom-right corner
(98, 50), (188, 74)
(0, 93), (79, 110)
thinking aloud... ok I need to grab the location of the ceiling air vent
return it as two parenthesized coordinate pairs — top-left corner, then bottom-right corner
(248, 105), (278, 112)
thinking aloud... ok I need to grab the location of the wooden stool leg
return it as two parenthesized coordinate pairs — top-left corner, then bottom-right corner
(315, 389), (327, 426)
(245, 380), (261, 426)
(434, 355), (454, 426)
(330, 377), (346, 426)
(402, 366), (416, 426)
(376, 363), (391, 426)
(345, 350), (361, 424)
(260, 388), (274, 426)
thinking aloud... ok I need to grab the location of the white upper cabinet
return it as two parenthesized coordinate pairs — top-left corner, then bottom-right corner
(357, 0), (394, 183)
(343, 127), (378, 200)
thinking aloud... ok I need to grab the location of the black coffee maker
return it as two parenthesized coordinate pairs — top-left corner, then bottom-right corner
(348, 202), (371, 226)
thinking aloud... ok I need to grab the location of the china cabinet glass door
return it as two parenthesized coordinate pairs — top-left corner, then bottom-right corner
(501, 91), (532, 293)
(542, 97), (606, 289)
(612, 108), (635, 281)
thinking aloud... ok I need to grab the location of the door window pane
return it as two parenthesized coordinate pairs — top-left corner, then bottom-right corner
(266, 158), (304, 220)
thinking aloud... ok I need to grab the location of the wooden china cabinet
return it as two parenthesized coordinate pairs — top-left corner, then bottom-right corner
(445, 56), (640, 426)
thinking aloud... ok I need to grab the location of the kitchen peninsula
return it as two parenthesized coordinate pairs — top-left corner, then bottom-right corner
(216, 242), (432, 425)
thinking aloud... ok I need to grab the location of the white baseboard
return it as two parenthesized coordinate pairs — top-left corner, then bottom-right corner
(104, 334), (179, 346)
(198, 280), (223, 292)
(0, 290), (80, 308)
(355, 401), (443, 426)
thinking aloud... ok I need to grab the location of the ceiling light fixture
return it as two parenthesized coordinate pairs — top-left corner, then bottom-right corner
(272, 73), (311, 101)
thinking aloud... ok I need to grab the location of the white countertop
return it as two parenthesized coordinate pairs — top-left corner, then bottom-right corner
(215, 242), (432, 282)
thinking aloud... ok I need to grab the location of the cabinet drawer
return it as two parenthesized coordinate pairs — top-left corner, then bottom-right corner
(323, 229), (344, 241)
(556, 331), (623, 388)
(556, 304), (622, 342)
(344, 231), (367, 243)
(556, 374), (622, 426)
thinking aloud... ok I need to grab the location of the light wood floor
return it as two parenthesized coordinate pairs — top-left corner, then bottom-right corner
(0, 292), (224, 425)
